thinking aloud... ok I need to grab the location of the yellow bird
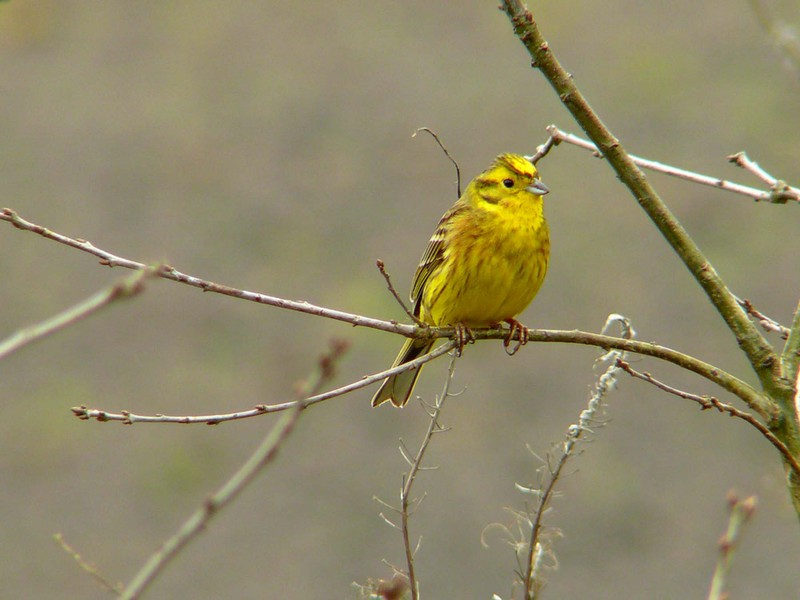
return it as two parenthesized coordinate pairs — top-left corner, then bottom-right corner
(372, 153), (551, 407)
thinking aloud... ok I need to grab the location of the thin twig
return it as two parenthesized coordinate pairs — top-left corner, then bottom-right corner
(72, 327), (771, 424)
(545, 126), (800, 203)
(376, 259), (423, 325)
(521, 314), (631, 598)
(526, 132), (558, 165)
(616, 359), (800, 477)
(119, 342), (346, 599)
(728, 151), (800, 203)
(780, 300), (800, 398)
(412, 127), (461, 197)
(0, 267), (155, 360)
(54, 533), (123, 595)
(400, 352), (458, 600)
(71, 341), (456, 424)
(736, 297), (791, 340)
(706, 493), (758, 600)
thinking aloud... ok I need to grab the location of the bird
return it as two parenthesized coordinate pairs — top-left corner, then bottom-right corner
(372, 153), (551, 407)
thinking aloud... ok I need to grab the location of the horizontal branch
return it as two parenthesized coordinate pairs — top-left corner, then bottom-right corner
(71, 324), (771, 424)
(3, 208), (771, 421)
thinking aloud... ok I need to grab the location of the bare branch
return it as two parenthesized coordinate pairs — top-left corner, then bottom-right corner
(706, 493), (758, 600)
(412, 127), (462, 197)
(545, 126), (799, 204)
(121, 406), (301, 599)
(400, 352), (458, 600)
(118, 341), (345, 599)
(781, 300), (800, 399)
(0, 267), (154, 361)
(3, 208), (771, 420)
(71, 341), (456, 424)
(525, 132), (558, 165)
(728, 151), (800, 203)
(616, 359), (800, 477)
(520, 314), (631, 598)
(0, 208), (416, 337)
(376, 259), (423, 325)
(736, 297), (790, 340)
(53, 533), (123, 595)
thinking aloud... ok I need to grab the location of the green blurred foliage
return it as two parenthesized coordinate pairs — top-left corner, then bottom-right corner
(1, 1), (799, 598)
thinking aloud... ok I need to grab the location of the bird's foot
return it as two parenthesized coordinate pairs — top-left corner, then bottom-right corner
(502, 318), (529, 356)
(453, 323), (476, 357)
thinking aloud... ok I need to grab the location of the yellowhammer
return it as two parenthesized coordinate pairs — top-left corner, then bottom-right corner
(372, 153), (551, 407)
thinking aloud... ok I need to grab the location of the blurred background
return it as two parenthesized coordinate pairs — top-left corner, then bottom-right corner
(1, 1), (799, 598)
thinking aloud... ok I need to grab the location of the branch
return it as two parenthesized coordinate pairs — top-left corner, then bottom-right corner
(71, 328), (769, 424)
(121, 407), (301, 599)
(376, 259), (423, 325)
(118, 341), (346, 599)
(499, 2), (779, 394)
(0, 267), (154, 360)
(54, 533), (123, 595)
(3, 208), (771, 420)
(71, 341), (456, 424)
(546, 126), (799, 204)
(781, 300), (800, 390)
(706, 493), (757, 600)
(616, 359), (800, 477)
(728, 151), (800, 203)
(737, 297), (791, 340)
(400, 352), (457, 600)
(0, 208), (416, 338)
(520, 314), (629, 598)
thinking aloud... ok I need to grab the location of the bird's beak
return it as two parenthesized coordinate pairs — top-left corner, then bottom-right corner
(527, 179), (550, 196)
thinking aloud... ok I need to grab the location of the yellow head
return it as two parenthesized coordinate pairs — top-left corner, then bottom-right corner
(469, 153), (549, 204)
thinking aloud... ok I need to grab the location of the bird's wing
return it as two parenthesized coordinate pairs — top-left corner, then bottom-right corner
(410, 204), (466, 315)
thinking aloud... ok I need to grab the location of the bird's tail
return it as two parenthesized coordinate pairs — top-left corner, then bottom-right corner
(371, 338), (435, 407)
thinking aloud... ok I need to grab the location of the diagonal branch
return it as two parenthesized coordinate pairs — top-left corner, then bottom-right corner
(118, 341), (346, 599)
(499, 2), (779, 393)
(71, 341), (456, 424)
(616, 359), (800, 477)
(0, 268), (155, 360)
(781, 300), (800, 393)
(0, 208), (416, 338)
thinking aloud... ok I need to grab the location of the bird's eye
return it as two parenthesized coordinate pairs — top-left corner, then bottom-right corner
(502, 178), (514, 188)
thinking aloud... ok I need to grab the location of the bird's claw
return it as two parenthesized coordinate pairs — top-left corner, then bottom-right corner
(454, 323), (476, 357)
(503, 319), (529, 356)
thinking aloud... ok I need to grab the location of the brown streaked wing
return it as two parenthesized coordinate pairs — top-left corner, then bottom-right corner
(409, 204), (466, 310)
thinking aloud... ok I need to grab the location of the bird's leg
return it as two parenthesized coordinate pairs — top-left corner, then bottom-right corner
(453, 322), (475, 357)
(502, 318), (529, 356)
